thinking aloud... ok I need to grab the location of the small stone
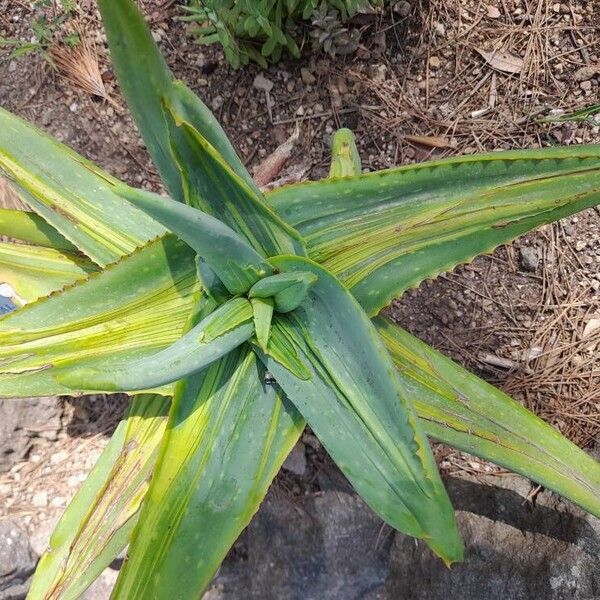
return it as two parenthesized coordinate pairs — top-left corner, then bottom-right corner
(487, 5), (501, 18)
(519, 246), (539, 271)
(30, 517), (59, 556)
(50, 449), (68, 465)
(8, 61), (17, 73)
(253, 73), (274, 93)
(296, 105), (305, 116)
(211, 95), (224, 111)
(575, 240), (587, 251)
(429, 56), (441, 69)
(434, 22), (446, 36)
(282, 442), (306, 476)
(151, 30), (162, 43)
(300, 68), (316, 85)
(580, 80), (592, 91)
(32, 490), (48, 508)
(69, 102), (79, 113)
(394, 1), (411, 17)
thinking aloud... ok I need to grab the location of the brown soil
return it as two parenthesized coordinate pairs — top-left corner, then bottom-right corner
(0, 0), (599, 540)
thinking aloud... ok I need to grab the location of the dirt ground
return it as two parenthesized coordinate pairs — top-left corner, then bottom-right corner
(0, 0), (599, 540)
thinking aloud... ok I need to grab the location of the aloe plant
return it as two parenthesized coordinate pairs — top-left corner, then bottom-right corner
(1, 1), (600, 598)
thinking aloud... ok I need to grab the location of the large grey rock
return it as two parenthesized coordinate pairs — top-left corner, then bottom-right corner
(0, 398), (62, 472)
(205, 473), (600, 599)
(0, 519), (37, 600)
(248, 490), (391, 599)
(386, 475), (600, 599)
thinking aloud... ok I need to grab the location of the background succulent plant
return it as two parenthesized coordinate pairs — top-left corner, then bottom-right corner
(180, 0), (384, 67)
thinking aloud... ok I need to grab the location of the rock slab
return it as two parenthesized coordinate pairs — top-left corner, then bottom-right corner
(0, 520), (37, 600)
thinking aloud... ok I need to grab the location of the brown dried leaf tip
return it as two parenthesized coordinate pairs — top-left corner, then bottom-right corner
(50, 28), (118, 108)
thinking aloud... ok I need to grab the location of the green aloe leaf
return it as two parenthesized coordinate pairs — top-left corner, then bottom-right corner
(112, 349), (304, 599)
(98, 0), (304, 258)
(115, 186), (273, 294)
(329, 128), (362, 178)
(0, 107), (164, 266)
(257, 256), (463, 564)
(248, 271), (318, 312)
(28, 394), (169, 600)
(251, 296), (274, 352)
(0, 240), (97, 303)
(0, 235), (197, 398)
(375, 316), (600, 519)
(58, 297), (254, 392)
(161, 101), (306, 257)
(267, 145), (600, 315)
(0, 208), (77, 251)
(96, 0), (255, 199)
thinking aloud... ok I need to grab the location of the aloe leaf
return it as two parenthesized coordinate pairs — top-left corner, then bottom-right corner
(257, 256), (463, 564)
(161, 102), (306, 256)
(329, 128), (362, 178)
(96, 0), (255, 199)
(0, 107), (165, 265)
(114, 186), (273, 293)
(0, 235), (197, 398)
(375, 316), (600, 519)
(0, 240), (97, 303)
(112, 349), (304, 599)
(0, 208), (77, 251)
(251, 296), (274, 351)
(98, 0), (304, 258)
(28, 394), (169, 600)
(248, 271), (318, 312)
(267, 145), (600, 315)
(58, 297), (254, 392)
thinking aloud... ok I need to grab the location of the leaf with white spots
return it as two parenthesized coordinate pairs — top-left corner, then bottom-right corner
(0, 235), (197, 398)
(111, 349), (304, 599)
(0, 107), (165, 266)
(256, 256), (463, 565)
(267, 145), (600, 315)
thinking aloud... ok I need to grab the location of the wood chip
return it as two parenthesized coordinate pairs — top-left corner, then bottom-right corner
(476, 48), (523, 74)
(404, 134), (452, 148)
(253, 126), (300, 188)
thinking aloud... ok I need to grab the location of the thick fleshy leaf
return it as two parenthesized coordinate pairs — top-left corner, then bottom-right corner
(114, 186), (273, 293)
(257, 256), (463, 564)
(329, 128), (362, 178)
(0, 235), (197, 398)
(375, 316), (600, 519)
(267, 145), (600, 315)
(248, 271), (318, 312)
(0, 107), (164, 265)
(0, 240), (97, 303)
(96, 0), (255, 199)
(161, 101), (306, 256)
(59, 297), (254, 391)
(98, 0), (304, 257)
(112, 349), (304, 599)
(0, 208), (77, 251)
(28, 394), (169, 600)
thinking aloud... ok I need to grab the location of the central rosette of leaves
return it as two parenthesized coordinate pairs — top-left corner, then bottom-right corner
(57, 181), (463, 565)
(244, 270), (317, 351)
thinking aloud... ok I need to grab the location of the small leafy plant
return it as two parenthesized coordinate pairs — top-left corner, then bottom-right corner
(0, 0), (78, 61)
(180, 0), (382, 67)
(1, 1), (600, 598)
